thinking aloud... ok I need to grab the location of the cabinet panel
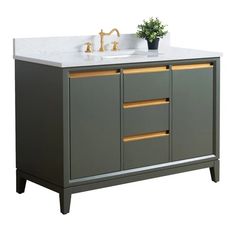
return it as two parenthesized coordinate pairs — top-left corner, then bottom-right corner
(70, 74), (120, 179)
(123, 103), (169, 136)
(124, 135), (169, 169)
(124, 70), (170, 102)
(172, 67), (213, 161)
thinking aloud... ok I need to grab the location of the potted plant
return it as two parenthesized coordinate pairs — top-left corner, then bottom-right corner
(136, 17), (168, 50)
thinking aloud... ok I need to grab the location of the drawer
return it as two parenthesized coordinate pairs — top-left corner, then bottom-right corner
(123, 66), (170, 102)
(123, 131), (169, 169)
(123, 99), (169, 136)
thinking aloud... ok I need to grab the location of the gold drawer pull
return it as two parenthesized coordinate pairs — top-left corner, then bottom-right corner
(123, 131), (169, 142)
(172, 63), (213, 71)
(69, 70), (119, 79)
(123, 98), (169, 109)
(123, 66), (169, 74)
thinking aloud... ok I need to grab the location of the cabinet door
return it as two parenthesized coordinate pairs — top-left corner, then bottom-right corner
(70, 72), (120, 179)
(172, 64), (213, 161)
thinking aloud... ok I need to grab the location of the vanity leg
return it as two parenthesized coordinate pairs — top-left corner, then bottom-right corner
(16, 170), (27, 194)
(59, 189), (71, 214)
(210, 160), (220, 183)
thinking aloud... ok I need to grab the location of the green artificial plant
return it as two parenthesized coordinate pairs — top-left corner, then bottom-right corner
(136, 17), (168, 42)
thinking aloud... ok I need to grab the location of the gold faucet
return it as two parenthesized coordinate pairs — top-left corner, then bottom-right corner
(99, 28), (120, 52)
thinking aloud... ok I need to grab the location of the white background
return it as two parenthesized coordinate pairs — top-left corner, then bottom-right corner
(0, 0), (235, 235)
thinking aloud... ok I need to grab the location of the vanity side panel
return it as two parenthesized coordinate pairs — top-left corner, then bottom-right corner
(15, 60), (64, 186)
(213, 58), (220, 159)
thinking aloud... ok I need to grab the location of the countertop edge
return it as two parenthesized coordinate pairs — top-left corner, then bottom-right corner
(14, 55), (63, 67)
(14, 55), (221, 68)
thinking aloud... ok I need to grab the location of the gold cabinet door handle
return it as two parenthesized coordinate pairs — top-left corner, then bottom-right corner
(69, 70), (120, 79)
(123, 66), (169, 74)
(172, 63), (213, 71)
(123, 131), (169, 142)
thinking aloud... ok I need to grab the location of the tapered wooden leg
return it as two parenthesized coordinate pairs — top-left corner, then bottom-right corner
(59, 189), (71, 214)
(16, 170), (26, 194)
(210, 160), (220, 183)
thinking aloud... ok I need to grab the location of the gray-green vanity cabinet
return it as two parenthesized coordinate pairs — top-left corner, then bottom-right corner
(15, 59), (220, 214)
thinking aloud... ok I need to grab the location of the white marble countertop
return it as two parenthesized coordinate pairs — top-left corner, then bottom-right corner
(14, 47), (221, 68)
(13, 35), (222, 68)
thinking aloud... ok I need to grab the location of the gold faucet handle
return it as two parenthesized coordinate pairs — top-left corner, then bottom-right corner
(112, 41), (119, 51)
(85, 42), (93, 53)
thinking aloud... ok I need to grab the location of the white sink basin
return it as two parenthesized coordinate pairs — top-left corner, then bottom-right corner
(90, 50), (147, 60)
(102, 54), (136, 59)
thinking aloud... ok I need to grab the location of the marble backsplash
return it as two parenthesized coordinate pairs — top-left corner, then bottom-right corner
(14, 33), (170, 56)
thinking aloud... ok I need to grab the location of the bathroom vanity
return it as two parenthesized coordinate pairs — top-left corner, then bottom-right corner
(14, 33), (221, 214)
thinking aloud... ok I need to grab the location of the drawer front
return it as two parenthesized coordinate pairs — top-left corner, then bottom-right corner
(123, 67), (170, 102)
(124, 135), (169, 169)
(123, 103), (169, 136)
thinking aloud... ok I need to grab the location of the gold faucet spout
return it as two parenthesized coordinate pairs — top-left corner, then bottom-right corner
(107, 28), (120, 37)
(99, 28), (120, 52)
